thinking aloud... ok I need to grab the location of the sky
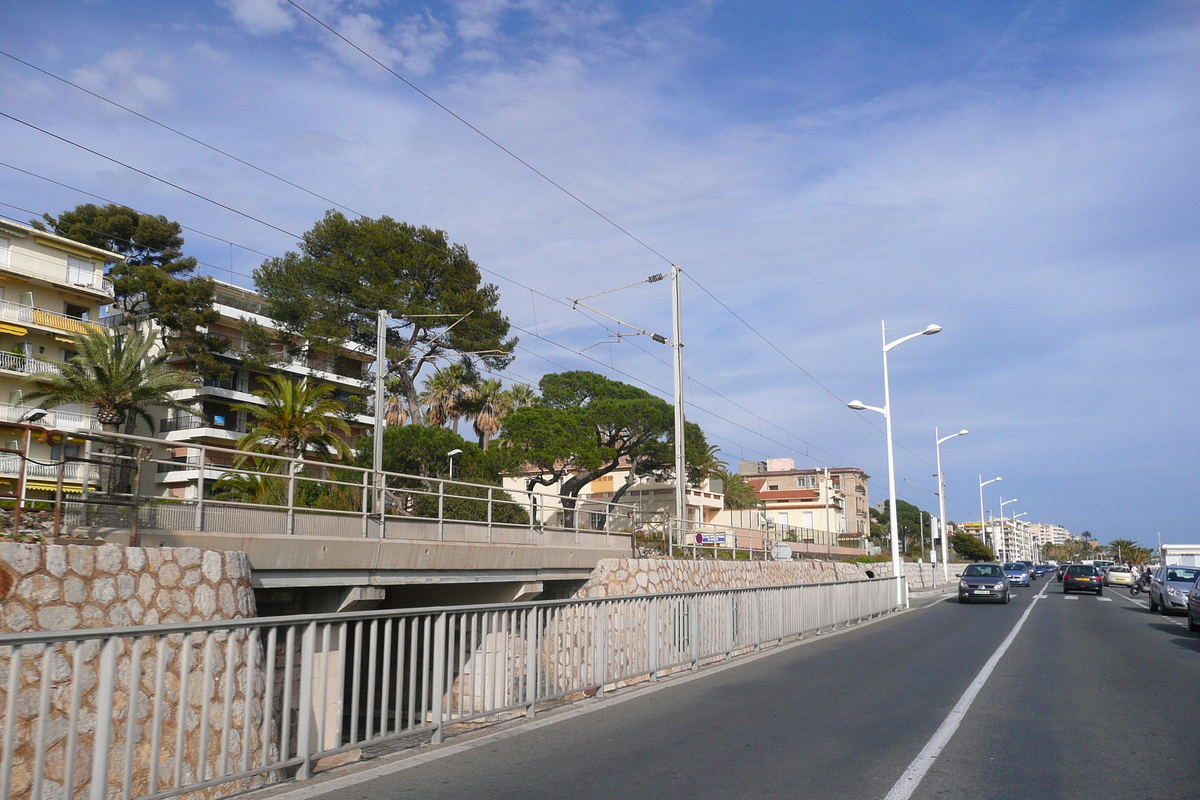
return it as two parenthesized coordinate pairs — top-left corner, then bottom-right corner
(1, 0), (1198, 546)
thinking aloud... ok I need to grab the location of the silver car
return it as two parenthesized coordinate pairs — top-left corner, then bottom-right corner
(1149, 565), (1200, 615)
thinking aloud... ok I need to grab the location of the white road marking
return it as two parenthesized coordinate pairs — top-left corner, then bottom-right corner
(1064, 596), (1079, 601)
(1096, 597), (1112, 602)
(882, 581), (1050, 800)
(1111, 592), (1190, 628)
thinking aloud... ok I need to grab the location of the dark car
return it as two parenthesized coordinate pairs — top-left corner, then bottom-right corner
(958, 563), (1010, 604)
(1056, 564), (1070, 582)
(1020, 560), (1037, 579)
(1188, 575), (1200, 633)
(1063, 564), (1102, 595)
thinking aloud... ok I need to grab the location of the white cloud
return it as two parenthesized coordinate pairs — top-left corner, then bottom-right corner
(71, 49), (174, 111)
(220, 0), (296, 35)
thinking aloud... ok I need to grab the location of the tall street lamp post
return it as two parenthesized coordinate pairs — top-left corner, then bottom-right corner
(1013, 511), (1028, 560)
(999, 497), (1019, 562)
(848, 321), (942, 608)
(979, 475), (1001, 556)
(936, 427), (969, 582)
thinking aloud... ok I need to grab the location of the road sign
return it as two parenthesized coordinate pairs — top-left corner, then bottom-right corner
(772, 542), (793, 561)
(695, 532), (705, 544)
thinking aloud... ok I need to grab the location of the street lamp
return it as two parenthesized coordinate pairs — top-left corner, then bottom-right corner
(446, 448), (463, 479)
(935, 428), (969, 582)
(999, 497), (1018, 562)
(979, 476), (1001, 557)
(848, 321), (942, 608)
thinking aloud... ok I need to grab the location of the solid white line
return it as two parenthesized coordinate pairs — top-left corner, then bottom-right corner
(882, 581), (1049, 800)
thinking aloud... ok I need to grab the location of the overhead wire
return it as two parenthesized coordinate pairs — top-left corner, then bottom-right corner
(1, 42), (976, 517)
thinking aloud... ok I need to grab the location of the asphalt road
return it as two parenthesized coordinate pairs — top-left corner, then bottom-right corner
(288, 579), (1200, 800)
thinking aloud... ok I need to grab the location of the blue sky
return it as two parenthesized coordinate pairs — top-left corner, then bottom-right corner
(2, 0), (1198, 545)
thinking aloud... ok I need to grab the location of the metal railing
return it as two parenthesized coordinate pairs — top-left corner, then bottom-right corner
(0, 403), (98, 431)
(0, 250), (113, 295)
(0, 577), (902, 800)
(0, 455), (95, 482)
(0, 352), (62, 376)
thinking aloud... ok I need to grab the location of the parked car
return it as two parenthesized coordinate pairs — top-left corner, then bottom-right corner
(958, 563), (1010, 604)
(1002, 562), (1032, 587)
(1149, 566), (1200, 615)
(1104, 566), (1135, 587)
(1063, 564), (1102, 595)
(1188, 575), (1200, 633)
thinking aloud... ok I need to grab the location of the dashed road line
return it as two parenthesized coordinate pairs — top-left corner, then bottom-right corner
(882, 581), (1050, 800)
(1097, 597), (1113, 602)
(1064, 596), (1079, 601)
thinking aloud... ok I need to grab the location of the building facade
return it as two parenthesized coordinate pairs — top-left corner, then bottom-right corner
(153, 280), (375, 499)
(0, 218), (114, 499)
(734, 458), (870, 542)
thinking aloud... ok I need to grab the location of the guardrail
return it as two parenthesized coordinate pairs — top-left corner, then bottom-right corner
(0, 577), (902, 800)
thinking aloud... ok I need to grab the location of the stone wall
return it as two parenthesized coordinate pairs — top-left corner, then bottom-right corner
(0, 543), (266, 800)
(573, 557), (894, 598)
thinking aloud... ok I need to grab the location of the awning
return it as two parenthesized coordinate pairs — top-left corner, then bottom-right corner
(0, 323), (28, 335)
(53, 335), (74, 344)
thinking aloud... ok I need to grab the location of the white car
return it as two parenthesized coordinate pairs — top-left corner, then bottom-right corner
(1105, 566), (1135, 586)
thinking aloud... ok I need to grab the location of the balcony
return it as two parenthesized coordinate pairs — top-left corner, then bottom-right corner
(0, 250), (113, 296)
(0, 298), (104, 338)
(0, 351), (63, 377)
(159, 415), (246, 435)
(0, 454), (96, 483)
(0, 402), (99, 431)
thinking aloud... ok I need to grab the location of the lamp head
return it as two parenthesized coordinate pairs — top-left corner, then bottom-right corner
(958, 429), (969, 436)
(20, 410), (48, 424)
(923, 324), (942, 335)
(447, 448), (463, 457)
(847, 400), (867, 411)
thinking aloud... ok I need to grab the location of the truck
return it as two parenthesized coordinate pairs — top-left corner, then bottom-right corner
(1161, 544), (1200, 567)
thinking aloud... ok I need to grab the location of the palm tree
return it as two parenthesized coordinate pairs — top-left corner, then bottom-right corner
(232, 375), (352, 461)
(468, 378), (509, 451)
(506, 383), (538, 408)
(421, 363), (474, 433)
(1107, 538), (1140, 564)
(713, 467), (758, 510)
(382, 376), (409, 427)
(25, 327), (198, 494)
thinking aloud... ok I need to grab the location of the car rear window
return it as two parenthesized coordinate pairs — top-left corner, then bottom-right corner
(1109, 567), (1130, 573)
(1066, 566), (1096, 576)
(964, 565), (1002, 577)
(1003, 563), (1024, 570)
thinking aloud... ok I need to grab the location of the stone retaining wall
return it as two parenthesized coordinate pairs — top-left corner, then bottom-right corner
(0, 543), (266, 800)
(573, 557), (894, 597)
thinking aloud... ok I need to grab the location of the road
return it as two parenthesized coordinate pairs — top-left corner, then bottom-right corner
(278, 579), (1200, 800)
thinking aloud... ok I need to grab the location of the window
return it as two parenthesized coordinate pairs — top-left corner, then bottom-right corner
(767, 484), (778, 491)
(802, 511), (813, 528)
(19, 292), (33, 308)
(0, 237), (8, 267)
(50, 444), (81, 461)
(8, 390), (22, 405)
(67, 256), (92, 286)
(63, 302), (89, 320)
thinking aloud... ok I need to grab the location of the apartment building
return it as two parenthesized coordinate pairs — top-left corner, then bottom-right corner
(734, 458), (871, 539)
(0, 218), (115, 499)
(1029, 522), (1070, 548)
(153, 280), (375, 499)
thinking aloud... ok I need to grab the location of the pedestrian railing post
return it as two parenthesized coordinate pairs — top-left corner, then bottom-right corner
(487, 487), (493, 543)
(431, 612), (447, 744)
(438, 479), (445, 541)
(649, 597), (660, 680)
(596, 602), (608, 697)
(525, 606), (539, 718)
(194, 444), (206, 531)
(296, 622), (316, 780)
(89, 637), (118, 800)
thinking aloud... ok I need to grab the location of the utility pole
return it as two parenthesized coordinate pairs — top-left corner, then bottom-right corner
(671, 265), (687, 530)
(373, 309), (387, 523)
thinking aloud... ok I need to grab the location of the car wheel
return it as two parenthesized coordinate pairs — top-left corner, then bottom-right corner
(1149, 594), (1158, 612)
(1096, 588), (1103, 596)
(1189, 611), (1200, 633)
(1003, 592), (1010, 604)
(1160, 599), (1170, 616)
(959, 596), (968, 604)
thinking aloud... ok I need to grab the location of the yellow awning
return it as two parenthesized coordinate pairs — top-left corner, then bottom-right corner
(53, 336), (74, 344)
(0, 323), (28, 335)
(23, 481), (91, 492)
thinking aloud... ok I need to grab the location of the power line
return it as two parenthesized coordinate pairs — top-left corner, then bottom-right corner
(0, 49), (366, 222)
(0, 112), (300, 238)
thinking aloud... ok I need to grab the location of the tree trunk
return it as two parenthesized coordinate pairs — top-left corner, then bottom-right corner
(398, 367), (422, 425)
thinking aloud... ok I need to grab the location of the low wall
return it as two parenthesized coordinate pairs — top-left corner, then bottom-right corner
(574, 558), (891, 598)
(0, 543), (267, 800)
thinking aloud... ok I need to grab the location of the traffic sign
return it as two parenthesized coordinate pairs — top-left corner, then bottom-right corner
(772, 542), (793, 561)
